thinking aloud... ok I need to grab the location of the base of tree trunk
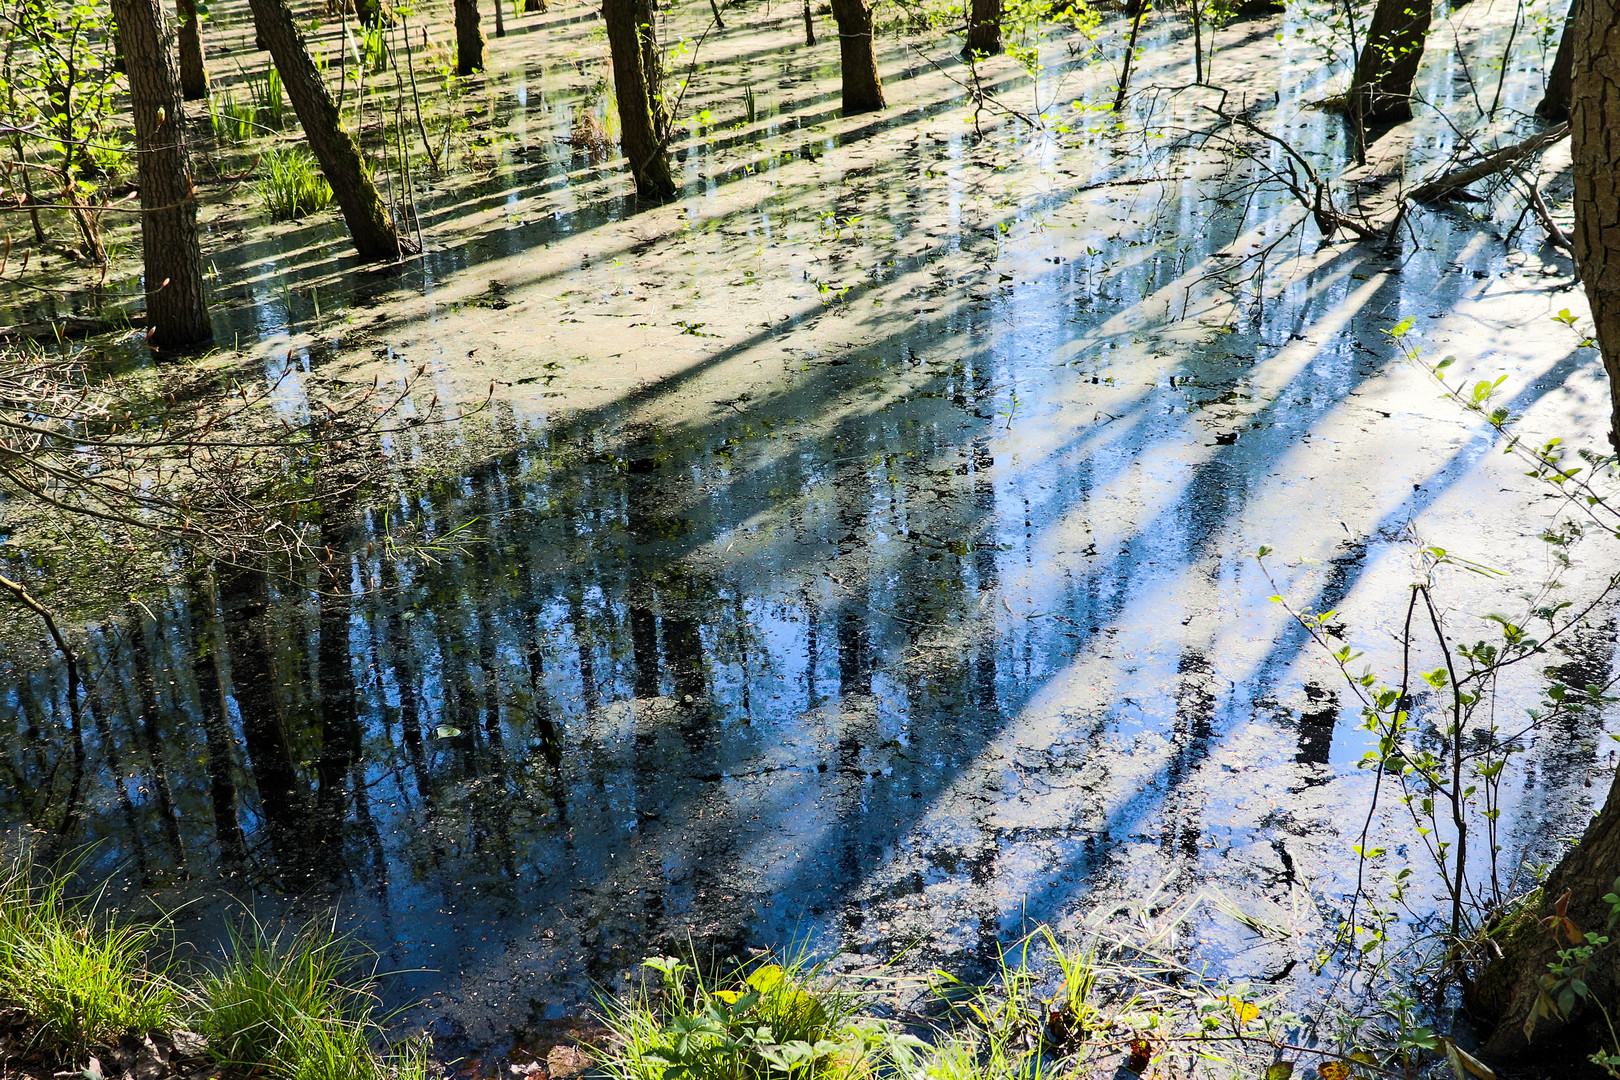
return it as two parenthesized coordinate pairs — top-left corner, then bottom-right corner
(830, 0), (884, 115)
(1228, 0), (1284, 15)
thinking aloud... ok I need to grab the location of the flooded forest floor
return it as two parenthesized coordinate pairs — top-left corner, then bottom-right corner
(2, 0), (1617, 1065)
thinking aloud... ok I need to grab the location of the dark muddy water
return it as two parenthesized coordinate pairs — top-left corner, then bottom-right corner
(2, 0), (1616, 1052)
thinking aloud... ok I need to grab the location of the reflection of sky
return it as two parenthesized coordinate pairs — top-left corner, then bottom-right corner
(0, 0), (1611, 1050)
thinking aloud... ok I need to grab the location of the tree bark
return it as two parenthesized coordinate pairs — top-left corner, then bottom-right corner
(963, 0), (1002, 56)
(176, 0), (208, 100)
(108, 0), (212, 348)
(455, 0), (485, 73)
(1348, 0), (1432, 126)
(1572, 0), (1620, 449)
(1538, 0), (1579, 121)
(829, 0), (884, 114)
(246, 0), (404, 260)
(603, 0), (677, 198)
(525, 0), (547, 12)
(802, 0), (816, 44)
(1474, 770), (1620, 1057)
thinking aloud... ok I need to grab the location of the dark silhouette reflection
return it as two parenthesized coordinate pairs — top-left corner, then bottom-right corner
(125, 604), (187, 872)
(317, 487), (364, 882)
(218, 564), (312, 878)
(188, 568), (249, 868)
(1296, 681), (1339, 769)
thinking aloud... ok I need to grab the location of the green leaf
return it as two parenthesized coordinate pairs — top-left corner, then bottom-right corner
(434, 725), (462, 738)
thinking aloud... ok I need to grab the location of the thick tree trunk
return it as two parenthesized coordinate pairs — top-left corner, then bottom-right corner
(829, 0), (883, 114)
(603, 0), (677, 198)
(525, 0), (547, 12)
(455, 0), (485, 73)
(963, 0), (1002, 56)
(1348, 0), (1432, 125)
(1538, 0), (1579, 121)
(108, 0), (212, 348)
(1476, 4), (1620, 1043)
(1572, 0), (1620, 448)
(1475, 773), (1620, 1056)
(176, 0), (208, 99)
(246, 0), (404, 260)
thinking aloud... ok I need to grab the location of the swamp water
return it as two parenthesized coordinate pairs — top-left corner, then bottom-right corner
(2, 0), (1617, 1052)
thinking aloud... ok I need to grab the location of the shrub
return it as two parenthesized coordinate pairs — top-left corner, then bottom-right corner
(599, 952), (882, 1080)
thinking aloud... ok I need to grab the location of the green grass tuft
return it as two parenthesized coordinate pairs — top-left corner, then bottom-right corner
(0, 851), (178, 1049)
(197, 918), (429, 1080)
(209, 91), (259, 143)
(260, 148), (335, 221)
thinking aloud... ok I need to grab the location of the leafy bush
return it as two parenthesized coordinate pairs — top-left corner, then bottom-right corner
(599, 952), (884, 1080)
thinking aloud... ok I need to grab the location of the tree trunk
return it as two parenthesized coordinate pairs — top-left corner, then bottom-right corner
(525, 0), (547, 12)
(602, 0), (677, 198)
(246, 0), (404, 260)
(1475, 3), (1620, 1040)
(455, 0), (485, 73)
(111, 0), (212, 351)
(1348, 0), (1432, 125)
(1112, 0), (1147, 111)
(1573, 0), (1620, 449)
(493, 0), (506, 37)
(1537, 0), (1579, 121)
(963, 0), (1002, 56)
(1474, 774), (1620, 1056)
(108, 0), (212, 348)
(176, 0), (208, 99)
(802, 0), (815, 44)
(829, 0), (883, 114)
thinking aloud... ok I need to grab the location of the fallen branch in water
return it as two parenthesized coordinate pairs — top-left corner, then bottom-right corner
(1407, 122), (1570, 204)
